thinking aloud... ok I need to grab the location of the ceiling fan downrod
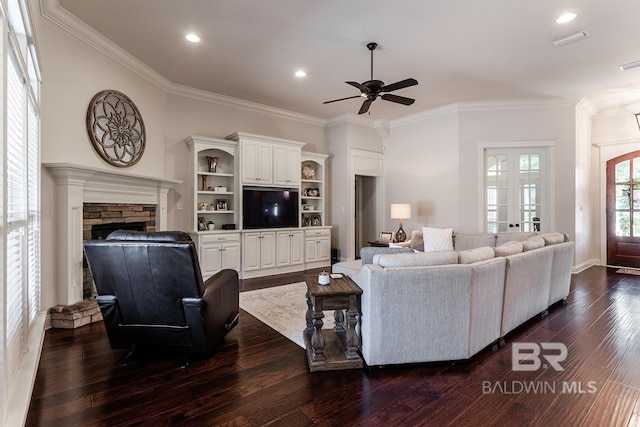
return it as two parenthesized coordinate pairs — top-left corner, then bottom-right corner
(367, 42), (377, 81)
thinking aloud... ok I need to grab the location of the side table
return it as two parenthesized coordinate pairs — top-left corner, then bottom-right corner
(367, 240), (389, 247)
(303, 274), (363, 372)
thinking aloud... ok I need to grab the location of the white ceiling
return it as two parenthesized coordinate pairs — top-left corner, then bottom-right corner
(56, 0), (640, 120)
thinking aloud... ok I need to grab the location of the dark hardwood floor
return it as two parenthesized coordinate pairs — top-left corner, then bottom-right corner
(26, 266), (640, 426)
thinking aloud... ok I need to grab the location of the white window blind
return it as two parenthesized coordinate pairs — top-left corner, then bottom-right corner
(27, 97), (40, 325)
(6, 49), (28, 382)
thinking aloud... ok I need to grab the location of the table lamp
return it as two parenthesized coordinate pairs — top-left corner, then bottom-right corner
(390, 203), (411, 242)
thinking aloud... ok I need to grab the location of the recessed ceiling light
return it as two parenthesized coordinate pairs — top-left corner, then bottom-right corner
(295, 70), (306, 78)
(556, 13), (577, 24)
(186, 34), (200, 43)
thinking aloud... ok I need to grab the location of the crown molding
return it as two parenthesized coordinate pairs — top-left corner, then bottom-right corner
(593, 137), (640, 148)
(167, 83), (326, 126)
(40, 0), (327, 127)
(390, 103), (459, 128)
(40, 0), (171, 92)
(390, 98), (579, 128)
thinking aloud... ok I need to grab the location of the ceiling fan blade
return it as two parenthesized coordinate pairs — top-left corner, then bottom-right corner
(381, 93), (415, 106)
(323, 95), (363, 104)
(346, 81), (371, 93)
(358, 99), (372, 115)
(381, 78), (418, 93)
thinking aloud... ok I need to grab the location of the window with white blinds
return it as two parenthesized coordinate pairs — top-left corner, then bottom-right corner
(1, 0), (42, 423)
(6, 49), (28, 385)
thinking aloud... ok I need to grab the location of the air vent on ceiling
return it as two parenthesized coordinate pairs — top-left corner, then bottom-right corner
(619, 60), (640, 71)
(552, 30), (589, 47)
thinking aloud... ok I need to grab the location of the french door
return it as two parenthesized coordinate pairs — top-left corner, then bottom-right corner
(484, 148), (548, 233)
(606, 151), (640, 267)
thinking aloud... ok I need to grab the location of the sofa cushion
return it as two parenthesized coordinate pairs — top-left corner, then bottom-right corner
(522, 236), (545, 251)
(373, 250), (458, 268)
(496, 231), (537, 246)
(331, 259), (362, 277)
(453, 232), (497, 251)
(458, 246), (495, 264)
(537, 231), (565, 245)
(360, 246), (413, 265)
(493, 241), (524, 257)
(422, 227), (454, 252)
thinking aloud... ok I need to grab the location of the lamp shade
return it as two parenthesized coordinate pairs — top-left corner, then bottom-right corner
(390, 204), (411, 219)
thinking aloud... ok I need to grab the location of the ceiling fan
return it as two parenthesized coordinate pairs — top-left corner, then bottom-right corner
(323, 42), (418, 115)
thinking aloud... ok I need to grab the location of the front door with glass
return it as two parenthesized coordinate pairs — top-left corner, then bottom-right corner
(606, 151), (640, 267)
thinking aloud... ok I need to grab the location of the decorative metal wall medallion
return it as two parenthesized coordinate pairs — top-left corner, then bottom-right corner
(86, 90), (146, 167)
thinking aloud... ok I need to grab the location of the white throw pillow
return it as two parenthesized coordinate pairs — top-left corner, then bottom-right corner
(422, 227), (454, 253)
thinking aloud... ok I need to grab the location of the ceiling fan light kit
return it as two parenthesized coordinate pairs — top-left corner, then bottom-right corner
(323, 42), (418, 114)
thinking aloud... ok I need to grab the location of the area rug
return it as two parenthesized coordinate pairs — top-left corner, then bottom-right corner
(239, 282), (334, 348)
(616, 268), (640, 275)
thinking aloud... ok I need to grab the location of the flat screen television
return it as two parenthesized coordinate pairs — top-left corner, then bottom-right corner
(243, 187), (299, 229)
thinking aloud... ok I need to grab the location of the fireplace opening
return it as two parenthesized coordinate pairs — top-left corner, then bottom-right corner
(82, 203), (156, 299)
(91, 221), (146, 240)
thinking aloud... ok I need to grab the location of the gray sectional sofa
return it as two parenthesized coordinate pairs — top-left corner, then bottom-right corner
(332, 230), (575, 366)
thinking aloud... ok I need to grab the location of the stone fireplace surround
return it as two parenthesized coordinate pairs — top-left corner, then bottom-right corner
(44, 163), (180, 309)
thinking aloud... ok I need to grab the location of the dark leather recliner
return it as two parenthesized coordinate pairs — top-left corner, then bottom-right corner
(83, 230), (239, 355)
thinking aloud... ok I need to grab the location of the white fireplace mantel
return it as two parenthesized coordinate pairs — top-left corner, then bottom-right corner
(44, 163), (181, 305)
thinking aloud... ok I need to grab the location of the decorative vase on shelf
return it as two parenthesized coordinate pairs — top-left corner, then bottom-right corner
(206, 156), (219, 173)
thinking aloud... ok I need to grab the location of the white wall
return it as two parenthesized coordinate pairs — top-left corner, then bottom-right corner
(384, 110), (459, 233)
(384, 101), (578, 241)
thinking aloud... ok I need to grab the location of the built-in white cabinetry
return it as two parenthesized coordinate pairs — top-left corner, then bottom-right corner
(193, 233), (241, 280)
(185, 136), (241, 279)
(186, 133), (331, 279)
(276, 230), (304, 267)
(243, 231), (276, 271)
(185, 136), (238, 232)
(300, 152), (329, 228)
(304, 227), (331, 267)
(227, 132), (304, 188)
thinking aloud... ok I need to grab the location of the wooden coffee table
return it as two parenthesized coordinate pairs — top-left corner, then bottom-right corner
(303, 274), (363, 372)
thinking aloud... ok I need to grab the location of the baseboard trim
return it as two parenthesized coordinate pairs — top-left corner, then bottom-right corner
(5, 311), (47, 427)
(572, 258), (600, 274)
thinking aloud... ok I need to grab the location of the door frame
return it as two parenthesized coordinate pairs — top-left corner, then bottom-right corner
(597, 139), (640, 266)
(605, 150), (640, 266)
(477, 139), (556, 233)
(348, 149), (383, 260)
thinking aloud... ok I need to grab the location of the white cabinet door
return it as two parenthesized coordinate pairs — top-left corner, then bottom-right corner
(305, 237), (318, 262)
(276, 230), (304, 267)
(221, 242), (241, 271)
(242, 141), (272, 184)
(316, 236), (330, 262)
(200, 243), (222, 277)
(243, 232), (261, 271)
(273, 145), (300, 186)
(276, 231), (291, 266)
(290, 231), (304, 265)
(260, 231), (276, 269)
